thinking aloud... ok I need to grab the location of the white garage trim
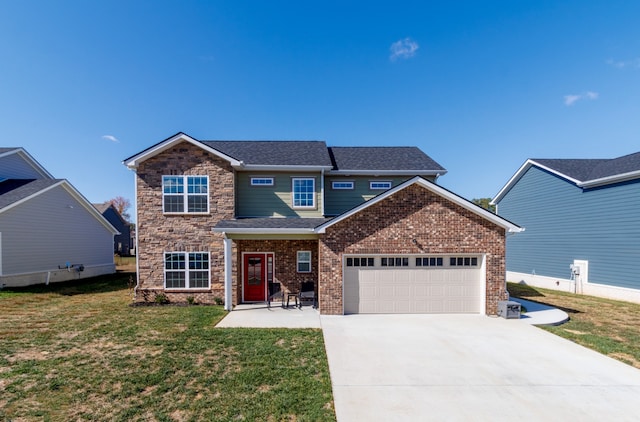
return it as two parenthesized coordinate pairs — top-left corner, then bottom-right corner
(342, 254), (486, 315)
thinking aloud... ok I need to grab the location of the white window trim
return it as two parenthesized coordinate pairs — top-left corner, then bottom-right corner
(164, 251), (211, 290)
(162, 175), (210, 214)
(250, 177), (275, 186)
(369, 180), (392, 190)
(297, 251), (312, 273)
(332, 180), (354, 190)
(292, 177), (316, 209)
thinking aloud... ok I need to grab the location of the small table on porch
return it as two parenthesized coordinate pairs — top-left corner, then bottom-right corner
(285, 292), (299, 308)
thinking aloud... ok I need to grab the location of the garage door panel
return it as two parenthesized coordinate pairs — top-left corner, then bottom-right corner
(344, 259), (482, 314)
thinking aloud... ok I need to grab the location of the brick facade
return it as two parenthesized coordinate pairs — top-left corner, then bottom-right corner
(234, 239), (319, 303)
(134, 141), (235, 304)
(132, 141), (508, 315)
(318, 184), (507, 315)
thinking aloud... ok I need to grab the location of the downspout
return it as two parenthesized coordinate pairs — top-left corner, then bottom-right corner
(223, 234), (233, 311)
(320, 168), (325, 216)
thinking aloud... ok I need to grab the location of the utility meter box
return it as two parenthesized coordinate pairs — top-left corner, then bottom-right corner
(497, 301), (521, 319)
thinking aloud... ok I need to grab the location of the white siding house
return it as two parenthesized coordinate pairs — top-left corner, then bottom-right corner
(0, 148), (119, 287)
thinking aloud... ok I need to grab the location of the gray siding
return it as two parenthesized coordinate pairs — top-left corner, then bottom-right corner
(0, 153), (47, 179)
(497, 166), (640, 290)
(0, 185), (114, 275)
(236, 172), (323, 217)
(325, 176), (419, 216)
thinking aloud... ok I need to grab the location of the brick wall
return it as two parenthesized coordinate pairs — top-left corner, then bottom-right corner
(235, 239), (319, 303)
(134, 141), (235, 304)
(318, 183), (507, 315)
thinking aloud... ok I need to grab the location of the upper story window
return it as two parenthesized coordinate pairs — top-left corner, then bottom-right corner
(162, 175), (209, 214)
(332, 181), (354, 190)
(370, 181), (392, 190)
(292, 177), (315, 208)
(250, 177), (274, 186)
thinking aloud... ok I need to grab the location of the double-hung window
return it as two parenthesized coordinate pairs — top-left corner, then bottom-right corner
(297, 251), (312, 273)
(162, 175), (209, 213)
(164, 252), (210, 289)
(292, 178), (315, 208)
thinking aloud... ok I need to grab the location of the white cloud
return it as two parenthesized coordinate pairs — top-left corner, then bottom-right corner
(101, 135), (120, 143)
(606, 58), (640, 69)
(390, 37), (419, 61)
(564, 91), (598, 106)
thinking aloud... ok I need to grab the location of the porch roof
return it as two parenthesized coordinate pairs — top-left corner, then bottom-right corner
(213, 217), (332, 234)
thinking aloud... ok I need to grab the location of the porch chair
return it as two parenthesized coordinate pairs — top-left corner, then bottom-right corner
(267, 282), (284, 308)
(298, 281), (317, 309)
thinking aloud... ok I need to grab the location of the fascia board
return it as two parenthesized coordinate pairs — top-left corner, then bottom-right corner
(0, 148), (54, 179)
(578, 170), (640, 188)
(123, 133), (242, 169)
(59, 181), (121, 235)
(327, 169), (446, 176)
(317, 176), (523, 234)
(235, 165), (333, 171)
(0, 181), (119, 235)
(491, 159), (582, 205)
(212, 227), (316, 234)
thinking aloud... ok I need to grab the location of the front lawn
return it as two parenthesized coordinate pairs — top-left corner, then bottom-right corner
(508, 282), (640, 369)
(0, 274), (336, 421)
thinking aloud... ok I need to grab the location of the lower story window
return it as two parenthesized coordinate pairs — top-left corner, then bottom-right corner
(297, 251), (312, 273)
(165, 252), (210, 289)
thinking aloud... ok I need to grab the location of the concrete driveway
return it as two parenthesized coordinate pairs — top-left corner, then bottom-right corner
(320, 314), (640, 421)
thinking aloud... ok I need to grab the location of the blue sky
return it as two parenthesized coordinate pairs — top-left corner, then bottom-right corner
(2, 1), (639, 222)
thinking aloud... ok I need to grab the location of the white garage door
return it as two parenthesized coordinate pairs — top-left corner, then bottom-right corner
(344, 255), (483, 314)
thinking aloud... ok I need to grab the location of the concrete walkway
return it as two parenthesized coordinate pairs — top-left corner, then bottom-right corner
(511, 297), (570, 325)
(321, 314), (640, 421)
(214, 303), (321, 328)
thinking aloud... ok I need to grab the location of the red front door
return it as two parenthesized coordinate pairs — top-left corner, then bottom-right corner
(244, 254), (266, 301)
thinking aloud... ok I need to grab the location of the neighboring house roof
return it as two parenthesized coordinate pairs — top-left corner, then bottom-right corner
(124, 132), (447, 174)
(0, 178), (120, 235)
(328, 147), (446, 175)
(214, 177), (523, 235)
(0, 147), (54, 179)
(93, 202), (130, 226)
(493, 151), (640, 204)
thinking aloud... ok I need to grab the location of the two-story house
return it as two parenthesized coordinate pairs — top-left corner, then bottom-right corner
(124, 133), (522, 315)
(1, 147), (119, 287)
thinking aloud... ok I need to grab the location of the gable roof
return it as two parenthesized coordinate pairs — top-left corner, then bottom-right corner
(0, 179), (119, 234)
(124, 132), (446, 174)
(203, 140), (333, 168)
(316, 176), (522, 234)
(493, 151), (640, 204)
(328, 147), (446, 175)
(0, 147), (54, 179)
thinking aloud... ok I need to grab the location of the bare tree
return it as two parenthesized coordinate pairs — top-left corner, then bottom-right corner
(109, 196), (131, 221)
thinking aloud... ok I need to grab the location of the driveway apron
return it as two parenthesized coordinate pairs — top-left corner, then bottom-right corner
(320, 314), (640, 421)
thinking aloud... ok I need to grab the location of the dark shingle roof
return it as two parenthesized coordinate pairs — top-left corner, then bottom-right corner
(0, 179), (61, 210)
(215, 217), (332, 230)
(203, 141), (333, 167)
(328, 147), (446, 172)
(534, 151), (640, 183)
(0, 147), (18, 154)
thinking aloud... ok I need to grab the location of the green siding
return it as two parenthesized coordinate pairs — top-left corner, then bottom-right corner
(325, 176), (422, 216)
(236, 172), (323, 217)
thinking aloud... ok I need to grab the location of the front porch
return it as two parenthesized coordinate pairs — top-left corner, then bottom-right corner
(215, 303), (321, 328)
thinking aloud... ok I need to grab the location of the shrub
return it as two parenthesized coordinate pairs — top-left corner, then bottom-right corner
(154, 293), (169, 304)
(186, 296), (196, 305)
(214, 296), (224, 305)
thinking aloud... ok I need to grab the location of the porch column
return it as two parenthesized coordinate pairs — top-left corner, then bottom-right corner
(223, 235), (233, 311)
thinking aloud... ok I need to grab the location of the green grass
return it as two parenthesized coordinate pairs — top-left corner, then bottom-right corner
(0, 274), (336, 421)
(508, 282), (640, 369)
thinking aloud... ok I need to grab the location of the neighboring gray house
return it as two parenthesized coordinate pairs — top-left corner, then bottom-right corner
(492, 151), (640, 303)
(94, 202), (133, 256)
(0, 147), (119, 287)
